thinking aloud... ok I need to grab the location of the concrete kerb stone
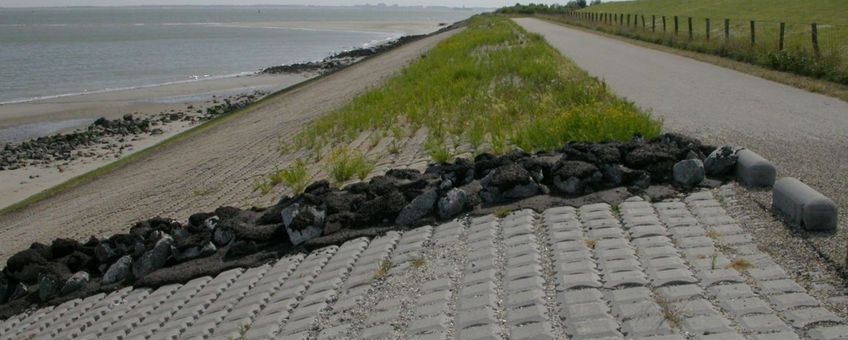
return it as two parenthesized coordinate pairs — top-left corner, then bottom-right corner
(735, 149), (776, 188)
(773, 177), (839, 231)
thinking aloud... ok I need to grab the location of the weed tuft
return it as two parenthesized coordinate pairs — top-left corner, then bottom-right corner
(410, 257), (427, 269)
(252, 179), (273, 195)
(374, 260), (393, 280)
(269, 159), (309, 194)
(494, 207), (512, 218)
(326, 146), (374, 187)
(726, 258), (754, 272)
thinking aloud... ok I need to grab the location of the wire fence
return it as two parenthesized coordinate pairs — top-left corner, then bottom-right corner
(544, 12), (848, 84)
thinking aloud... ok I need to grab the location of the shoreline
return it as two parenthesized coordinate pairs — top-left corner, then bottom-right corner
(0, 73), (313, 211)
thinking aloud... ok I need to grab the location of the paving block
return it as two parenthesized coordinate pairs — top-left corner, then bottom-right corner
(751, 332), (801, 340)
(561, 302), (610, 321)
(773, 177), (838, 231)
(655, 284), (704, 302)
(737, 313), (791, 333)
(807, 325), (848, 340)
(718, 297), (773, 317)
(566, 317), (623, 339)
(708, 283), (755, 299)
(457, 323), (502, 340)
(620, 315), (673, 337)
(759, 279), (805, 295)
(681, 315), (733, 335)
(509, 322), (555, 340)
(768, 293), (820, 311)
(784, 307), (843, 328)
(670, 299), (720, 317)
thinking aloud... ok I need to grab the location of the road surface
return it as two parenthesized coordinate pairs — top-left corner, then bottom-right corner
(515, 18), (848, 268)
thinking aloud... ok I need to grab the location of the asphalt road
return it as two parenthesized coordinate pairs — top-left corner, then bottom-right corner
(514, 18), (848, 270)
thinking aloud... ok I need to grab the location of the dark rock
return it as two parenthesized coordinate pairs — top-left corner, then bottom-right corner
(94, 242), (118, 263)
(488, 163), (532, 190)
(38, 273), (60, 301)
(50, 238), (82, 258)
(8, 282), (28, 301)
(212, 226), (234, 247)
(324, 212), (356, 234)
(704, 145), (742, 176)
(396, 189), (438, 226)
(61, 271), (90, 295)
(5, 248), (48, 276)
(624, 143), (679, 169)
(503, 182), (539, 199)
(324, 191), (365, 214)
(214, 206), (241, 219)
(131, 235), (174, 279)
(553, 176), (583, 195)
(188, 212), (214, 227)
(601, 164), (625, 186)
(589, 143), (622, 164)
(200, 242), (217, 256)
(673, 159), (705, 188)
(60, 251), (94, 273)
(553, 160), (598, 179)
(356, 189), (407, 224)
(474, 153), (510, 176)
(385, 168), (421, 181)
(437, 188), (468, 219)
(460, 180), (483, 208)
(282, 203), (326, 245)
(204, 216), (220, 230)
(304, 180), (330, 195)
(225, 240), (259, 259)
(698, 178), (723, 188)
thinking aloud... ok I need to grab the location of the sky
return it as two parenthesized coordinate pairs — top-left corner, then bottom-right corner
(0, 0), (618, 8)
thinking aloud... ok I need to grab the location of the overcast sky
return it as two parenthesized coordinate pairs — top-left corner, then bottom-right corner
(0, 0), (618, 8)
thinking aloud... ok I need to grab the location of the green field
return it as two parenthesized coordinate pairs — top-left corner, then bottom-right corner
(567, 0), (848, 84)
(583, 0), (848, 25)
(291, 15), (661, 162)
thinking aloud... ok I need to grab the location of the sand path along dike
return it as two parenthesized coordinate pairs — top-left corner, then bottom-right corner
(0, 28), (459, 265)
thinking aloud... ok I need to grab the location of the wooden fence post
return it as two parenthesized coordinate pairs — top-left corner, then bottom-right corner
(652, 15), (656, 32)
(688, 17), (693, 40)
(641, 15), (646, 30)
(750, 20), (756, 46)
(627, 14), (631, 27)
(725, 19), (730, 41)
(706, 18), (711, 41)
(812, 23), (820, 56)
(674, 16), (679, 36)
(779, 22), (785, 51)
(662, 16), (667, 32)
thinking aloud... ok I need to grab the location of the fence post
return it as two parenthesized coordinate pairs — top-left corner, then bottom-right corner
(652, 15), (656, 32)
(779, 22), (785, 51)
(725, 19), (730, 41)
(627, 14), (631, 27)
(750, 20), (756, 46)
(674, 16), (679, 36)
(662, 16), (667, 32)
(688, 17), (693, 40)
(706, 18), (711, 41)
(641, 15), (646, 30)
(812, 23), (820, 56)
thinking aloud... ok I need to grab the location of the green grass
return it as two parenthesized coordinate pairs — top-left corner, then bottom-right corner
(326, 146), (374, 187)
(269, 159), (309, 195)
(292, 15), (661, 161)
(576, 0), (848, 83)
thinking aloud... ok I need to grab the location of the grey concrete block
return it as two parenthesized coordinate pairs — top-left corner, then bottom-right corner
(784, 307), (843, 328)
(735, 149), (776, 187)
(773, 177), (838, 231)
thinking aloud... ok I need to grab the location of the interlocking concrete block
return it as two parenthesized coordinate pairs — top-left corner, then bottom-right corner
(784, 307), (843, 328)
(655, 284), (703, 302)
(681, 315), (733, 335)
(456, 307), (497, 330)
(457, 323), (502, 340)
(561, 302), (610, 321)
(697, 269), (745, 286)
(773, 177), (838, 231)
(769, 293), (820, 311)
(752, 332), (801, 340)
(507, 304), (547, 326)
(735, 149), (776, 187)
(670, 299), (720, 317)
(558, 288), (604, 305)
(566, 317), (623, 339)
(510, 322), (555, 340)
(611, 300), (660, 320)
(603, 270), (648, 288)
(560, 272), (602, 290)
(807, 325), (848, 340)
(407, 314), (449, 336)
(718, 297), (773, 317)
(708, 283), (755, 299)
(759, 279), (805, 295)
(737, 313), (791, 333)
(620, 315), (673, 337)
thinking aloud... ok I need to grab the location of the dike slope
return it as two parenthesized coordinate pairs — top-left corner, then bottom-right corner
(0, 28), (460, 266)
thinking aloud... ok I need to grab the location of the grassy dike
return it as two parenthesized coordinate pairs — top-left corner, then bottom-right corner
(291, 15), (662, 162)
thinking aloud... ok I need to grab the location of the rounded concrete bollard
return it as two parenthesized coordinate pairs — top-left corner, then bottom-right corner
(773, 177), (838, 231)
(735, 149), (776, 188)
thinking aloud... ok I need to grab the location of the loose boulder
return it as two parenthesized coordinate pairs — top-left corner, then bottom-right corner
(282, 203), (326, 246)
(673, 159), (705, 188)
(102, 255), (132, 285)
(396, 189), (438, 226)
(704, 145), (742, 176)
(61, 271), (90, 295)
(438, 188), (468, 219)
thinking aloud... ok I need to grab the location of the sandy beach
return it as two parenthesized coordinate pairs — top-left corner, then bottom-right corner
(0, 73), (311, 210)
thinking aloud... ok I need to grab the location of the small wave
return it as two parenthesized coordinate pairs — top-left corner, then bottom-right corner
(0, 72), (256, 105)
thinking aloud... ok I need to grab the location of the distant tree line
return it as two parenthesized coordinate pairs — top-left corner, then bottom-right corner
(495, 1), (602, 15)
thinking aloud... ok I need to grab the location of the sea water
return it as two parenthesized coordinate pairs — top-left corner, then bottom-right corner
(0, 5), (482, 104)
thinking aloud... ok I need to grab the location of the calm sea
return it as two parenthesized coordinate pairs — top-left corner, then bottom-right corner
(0, 6), (482, 104)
